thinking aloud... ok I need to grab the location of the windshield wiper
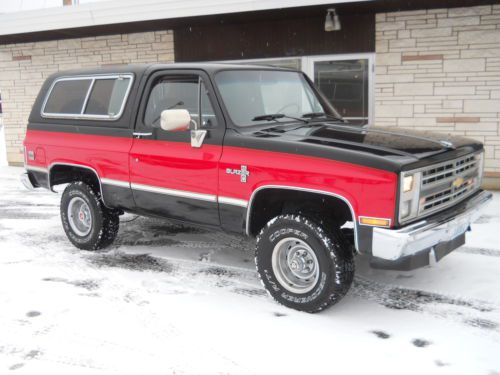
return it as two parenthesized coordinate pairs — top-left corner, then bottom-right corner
(301, 112), (345, 122)
(252, 113), (308, 123)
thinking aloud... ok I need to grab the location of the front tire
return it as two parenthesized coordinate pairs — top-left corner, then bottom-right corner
(61, 182), (119, 250)
(255, 214), (354, 313)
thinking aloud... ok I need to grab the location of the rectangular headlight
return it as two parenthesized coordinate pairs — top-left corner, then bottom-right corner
(403, 175), (414, 192)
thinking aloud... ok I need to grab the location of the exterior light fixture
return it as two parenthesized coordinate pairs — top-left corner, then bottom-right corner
(324, 8), (341, 32)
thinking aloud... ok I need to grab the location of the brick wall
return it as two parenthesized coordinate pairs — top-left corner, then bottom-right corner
(375, 5), (500, 175)
(0, 30), (174, 165)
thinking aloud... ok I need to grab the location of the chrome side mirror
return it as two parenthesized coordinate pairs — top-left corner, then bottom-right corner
(160, 109), (190, 132)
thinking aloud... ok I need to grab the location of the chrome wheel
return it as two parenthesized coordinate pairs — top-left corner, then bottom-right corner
(67, 197), (92, 236)
(271, 237), (320, 294)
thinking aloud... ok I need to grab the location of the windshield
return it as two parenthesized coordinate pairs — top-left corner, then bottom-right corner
(215, 70), (333, 127)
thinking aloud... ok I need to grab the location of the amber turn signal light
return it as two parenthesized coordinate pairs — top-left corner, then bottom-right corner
(359, 216), (391, 227)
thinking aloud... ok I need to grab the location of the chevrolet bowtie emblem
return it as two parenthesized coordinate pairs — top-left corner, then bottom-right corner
(452, 176), (464, 189)
(226, 165), (250, 183)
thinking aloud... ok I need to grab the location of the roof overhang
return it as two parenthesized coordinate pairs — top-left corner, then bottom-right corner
(0, 0), (368, 38)
(0, 0), (498, 45)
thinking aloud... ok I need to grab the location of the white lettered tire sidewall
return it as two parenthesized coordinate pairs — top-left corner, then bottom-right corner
(255, 215), (354, 312)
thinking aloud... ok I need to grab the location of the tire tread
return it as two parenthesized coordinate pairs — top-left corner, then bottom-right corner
(61, 182), (119, 251)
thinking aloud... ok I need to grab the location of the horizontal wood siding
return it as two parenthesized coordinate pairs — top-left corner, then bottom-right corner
(174, 11), (375, 62)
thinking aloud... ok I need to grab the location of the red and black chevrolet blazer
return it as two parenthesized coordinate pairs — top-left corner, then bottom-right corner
(22, 63), (491, 312)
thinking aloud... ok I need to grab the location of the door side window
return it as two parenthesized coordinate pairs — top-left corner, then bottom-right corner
(144, 75), (217, 129)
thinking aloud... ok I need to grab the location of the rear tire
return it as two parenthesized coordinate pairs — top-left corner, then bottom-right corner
(61, 182), (119, 250)
(255, 214), (354, 313)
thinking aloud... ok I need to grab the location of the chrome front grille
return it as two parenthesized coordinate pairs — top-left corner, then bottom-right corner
(418, 153), (482, 217)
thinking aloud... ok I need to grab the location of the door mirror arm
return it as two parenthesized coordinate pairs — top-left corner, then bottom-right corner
(189, 116), (206, 148)
(190, 76), (207, 148)
(191, 129), (207, 148)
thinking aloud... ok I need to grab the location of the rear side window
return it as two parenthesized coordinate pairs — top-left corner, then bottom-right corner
(44, 79), (92, 114)
(42, 74), (133, 120)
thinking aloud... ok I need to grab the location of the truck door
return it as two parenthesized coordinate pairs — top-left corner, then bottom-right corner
(129, 70), (224, 226)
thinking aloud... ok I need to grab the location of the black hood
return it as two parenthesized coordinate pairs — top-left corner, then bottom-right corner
(260, 124), (478, 158)
(227, 123), (483, 172)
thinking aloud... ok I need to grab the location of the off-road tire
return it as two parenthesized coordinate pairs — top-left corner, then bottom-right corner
(255, 214), (354, 313)
(61, 182), (119, 250)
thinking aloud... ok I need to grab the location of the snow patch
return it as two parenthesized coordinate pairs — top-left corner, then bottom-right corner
(1, 167), (500, 374)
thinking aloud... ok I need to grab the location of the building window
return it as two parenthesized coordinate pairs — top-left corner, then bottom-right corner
(312, 58), (370, 126)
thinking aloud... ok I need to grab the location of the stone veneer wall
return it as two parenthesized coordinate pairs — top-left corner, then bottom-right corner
(375, 5), (500, 176)
(0, 31), (174, 165)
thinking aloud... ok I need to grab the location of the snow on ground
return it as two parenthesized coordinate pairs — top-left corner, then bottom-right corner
(1, 166), (500, 375)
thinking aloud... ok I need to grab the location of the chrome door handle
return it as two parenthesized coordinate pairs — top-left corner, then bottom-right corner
(133, 132), (153, 139)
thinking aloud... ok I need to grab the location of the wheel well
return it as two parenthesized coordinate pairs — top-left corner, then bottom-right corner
(49, 164), (101, 194)
(247, 188), (354, 237)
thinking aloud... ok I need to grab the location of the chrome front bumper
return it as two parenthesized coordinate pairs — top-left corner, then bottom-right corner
(371, 190), (492, 270)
